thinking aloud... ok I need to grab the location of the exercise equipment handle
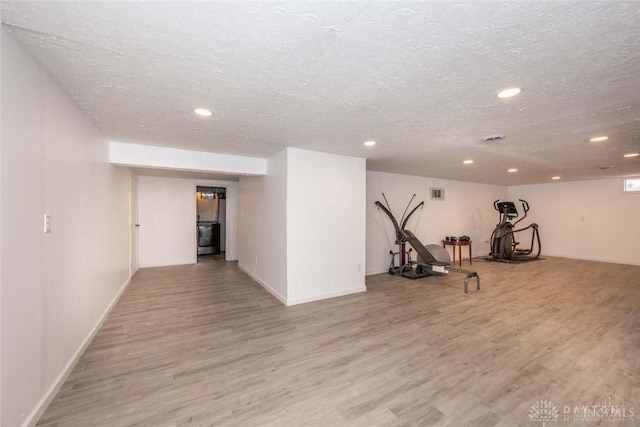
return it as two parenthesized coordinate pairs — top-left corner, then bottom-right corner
(401, 201), (424, 230)
(493, 199), (501, 211)
(375, 200), (402, 242)
(400, 194), (416, 225)
(514, 199), (529, 226)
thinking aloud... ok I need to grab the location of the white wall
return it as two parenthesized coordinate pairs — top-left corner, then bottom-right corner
(137, 176), (238, 267)
(239, 148), (366, 305)
(286, 148), (366, 304)
(509, 179), (640, 265)
(238, 149), (288, 302)
(1, 30), (131, 427)
(366, 171), (507, 275)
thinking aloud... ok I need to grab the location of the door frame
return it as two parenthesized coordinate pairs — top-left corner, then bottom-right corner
(194, 183), (228, 262)
(130, 173), (139, 275)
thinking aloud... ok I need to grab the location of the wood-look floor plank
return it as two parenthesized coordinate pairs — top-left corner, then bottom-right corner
(36, 257), (640, 426)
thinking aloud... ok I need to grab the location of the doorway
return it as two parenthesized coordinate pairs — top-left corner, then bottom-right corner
(196, 186), (226, 262)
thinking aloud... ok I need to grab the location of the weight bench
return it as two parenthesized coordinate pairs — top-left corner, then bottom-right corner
(402, 230), (480, 293)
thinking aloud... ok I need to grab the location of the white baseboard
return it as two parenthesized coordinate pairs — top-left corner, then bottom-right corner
(541, 253), (640, 267)
(366, 269), (389, 276)
(286, 286), (366, 306)
(23, 275), (133, 427)
(237, 264), (366, 306)
(138, 260), (195, 268)
(237, 262), (287, 305)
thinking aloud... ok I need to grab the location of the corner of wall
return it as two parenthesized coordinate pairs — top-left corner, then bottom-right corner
(237, 150), (288, 304)
(21, 275), (133, 427)
(237, 262), (287, 305)
(286, 148), (367, 303)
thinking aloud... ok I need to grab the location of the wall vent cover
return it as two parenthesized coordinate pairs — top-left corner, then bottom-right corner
(430, 187), (445, 201)
(482, 134), (506, 143)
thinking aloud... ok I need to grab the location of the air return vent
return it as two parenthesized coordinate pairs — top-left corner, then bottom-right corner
(430, 187), (445, 201)
(482, 134), (506, 143)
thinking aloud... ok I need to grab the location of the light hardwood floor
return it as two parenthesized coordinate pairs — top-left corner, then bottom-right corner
(37, 257), (640, 426)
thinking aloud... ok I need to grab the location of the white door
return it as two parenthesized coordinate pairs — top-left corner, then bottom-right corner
(137, 176), (196, 267)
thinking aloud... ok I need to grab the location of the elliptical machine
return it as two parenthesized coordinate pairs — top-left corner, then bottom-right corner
(488, 199), (541, 262)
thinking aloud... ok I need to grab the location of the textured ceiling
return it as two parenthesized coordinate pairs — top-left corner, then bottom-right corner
(2, 1), (640, 185)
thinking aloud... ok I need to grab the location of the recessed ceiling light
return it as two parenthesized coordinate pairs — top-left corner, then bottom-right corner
(623, 153), (639, 158)
(363, 140), (376, 147)
(589, 136), (608, 142)
(497, 87), (522, 99)
(463, 160), (474, 164)
(552, 176), (561, 180)
(194, 108), (212, 117)
(508, 168), (518, 173)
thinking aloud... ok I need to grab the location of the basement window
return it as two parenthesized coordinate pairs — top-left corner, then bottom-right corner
(623, 177), (640, 193)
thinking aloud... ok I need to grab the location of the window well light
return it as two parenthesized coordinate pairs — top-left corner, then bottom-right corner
(589, 136), (608, 142)
(463, 160), (474, 164)
(363, 140), (376, 146)
(194, 108), (212, 117)
(497, 87), (522, 99)
(508, 168), (518, 173)
(623, 153), (639, 158)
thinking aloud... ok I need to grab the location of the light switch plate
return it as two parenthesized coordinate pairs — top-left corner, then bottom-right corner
(44, 214), (51, 233)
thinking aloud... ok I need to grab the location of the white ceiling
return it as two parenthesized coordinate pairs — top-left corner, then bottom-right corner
(2, 1), (640, 186)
